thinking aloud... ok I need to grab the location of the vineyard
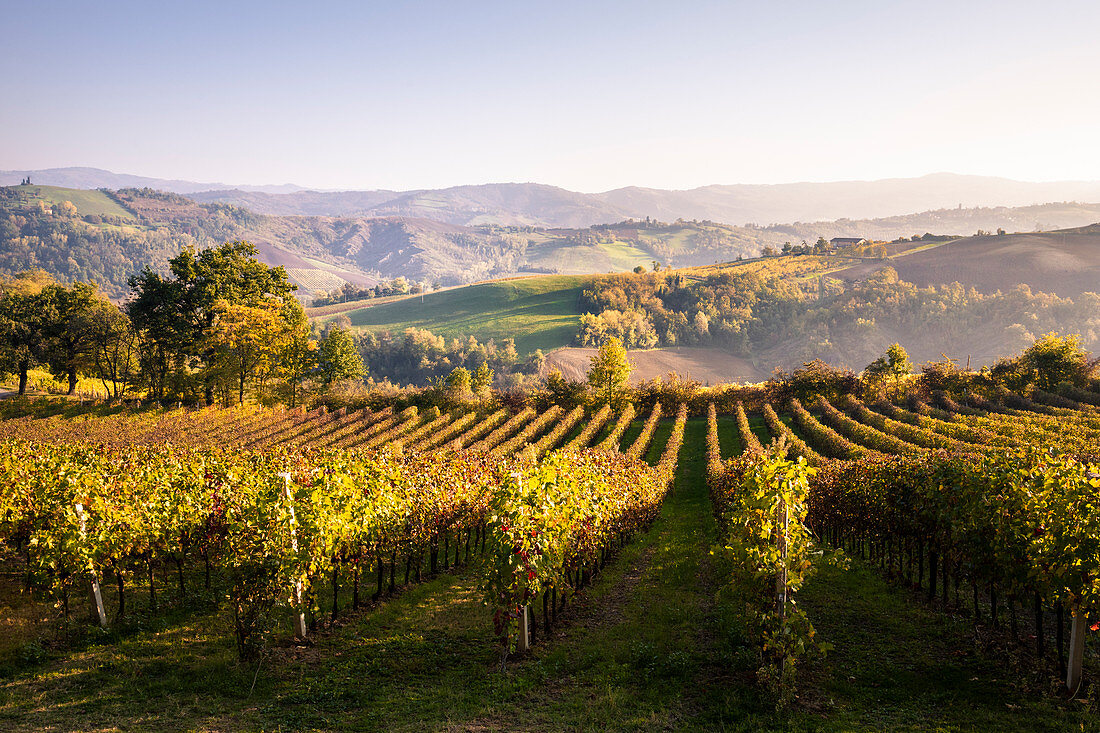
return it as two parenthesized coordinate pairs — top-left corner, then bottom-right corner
(1, 391), (1099, 730)
(0, 397), (686, 662)
(704, 390), (1100, 702)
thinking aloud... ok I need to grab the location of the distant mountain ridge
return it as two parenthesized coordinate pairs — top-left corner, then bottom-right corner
(0, 167), (311, 195)
(8, 168), (1100, 228)
(189, 174), (1100, 228)
(5, 183), (1100, 302)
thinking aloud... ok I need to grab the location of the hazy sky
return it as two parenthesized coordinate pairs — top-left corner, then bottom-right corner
(3, 0), (1099, 192)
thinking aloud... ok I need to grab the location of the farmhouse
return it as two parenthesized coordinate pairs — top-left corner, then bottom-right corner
(830, 237), (868, 248)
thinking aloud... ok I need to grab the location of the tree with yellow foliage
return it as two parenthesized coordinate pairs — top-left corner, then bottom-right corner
(207, 297), (312, 404)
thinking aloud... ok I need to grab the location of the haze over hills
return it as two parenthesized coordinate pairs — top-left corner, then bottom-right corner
(6, 180), (1100, 384)
(315, 222), (1100, 381)
(10, 168), (1100, 228)
(188, 173), (1100, 228)
(0, 167), (312, 195)
(6, 182), (1100, 302)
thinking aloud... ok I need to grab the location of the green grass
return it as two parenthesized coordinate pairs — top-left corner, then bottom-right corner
(791, 562), (1093, 731)
(716, 415), (741, 458)
(525, 240), (654, 274)
(328, 274), (590, 355)
(637, 227), (694, 253)
(1, 417), (1095, 731)
(748, 414), (771, 445)
(7, 185), (134, 219)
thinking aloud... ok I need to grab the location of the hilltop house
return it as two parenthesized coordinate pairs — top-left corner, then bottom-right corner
(829, 237), (868, 249)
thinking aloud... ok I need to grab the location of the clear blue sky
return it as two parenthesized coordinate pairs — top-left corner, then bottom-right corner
(2, 0), (1098, 191)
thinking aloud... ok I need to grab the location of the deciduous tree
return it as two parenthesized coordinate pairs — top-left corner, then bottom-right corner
(0, 270), (55, 394)
(317, 327), (365, 387)
(587, 336), (632, 406)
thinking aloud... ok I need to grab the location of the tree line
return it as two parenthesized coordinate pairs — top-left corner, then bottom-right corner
(0, 241), (364, 405)
(577, 266), (1100, 369)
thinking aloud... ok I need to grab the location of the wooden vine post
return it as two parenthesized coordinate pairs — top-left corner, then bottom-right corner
(280, 473), (308, 640)
(517, 605), (531, 653)
(776, 493), (789, 677)
(1066, 604), (1087, 695)
(75, 503), (108, 628)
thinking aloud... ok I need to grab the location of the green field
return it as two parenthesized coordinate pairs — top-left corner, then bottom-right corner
(637, 226), (694, 252)
(8, 185), (134, 219)
(527, 239), (654, 273)
(326, 274), (590, 355)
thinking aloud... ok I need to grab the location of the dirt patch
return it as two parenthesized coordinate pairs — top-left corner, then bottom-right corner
(251, 242), (376, 288)
(543, 346), (767, 386)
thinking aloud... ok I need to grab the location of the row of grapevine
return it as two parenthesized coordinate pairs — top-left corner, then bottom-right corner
(391, 409), (454, 451)
(734, 402), (763, 455)
(284, 408), (346, 449)
(359, 407), (426, 449)
(442, 409), (507, 451)
(808, 448), (1100, 692)
(838, 397), (976, 452)
(327, 408), (393, 450)
(486, 404), (686, 653)
(706, 404), (723, 478)
(931, 391), (986, 417)
(593, 404), (636, 452)
(561, 404), (613, 451)
(317, 407), (389, 450)
(1031, 389), (1098, 413)
(249, 406), (326, 449)
(492, 406), (563, 457)
(527, 406), (585, 459)
(762, 403), (823, 466)
(0, 399), (481, 455)
(815, 397), (921, 456)
(956, 403), (1100, 450)
(997, 388), (1092, 418)
(468, 408), (535, 452)
(298, 408), (365, 450)
(710, 442), (826, 700)
(1058, 384), (1100, 408)
(244, 406), (318, 450)
(623, 403), (662, 459)
(656, 404), (688, 483)
(788, 398), (868, 460)
(877, 402), (1000, 445)
(409, 410), (477, 451)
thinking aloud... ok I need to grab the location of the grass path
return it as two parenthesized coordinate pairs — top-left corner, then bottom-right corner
(248, 418), (725, 730)
(1, 417), (1096, 731)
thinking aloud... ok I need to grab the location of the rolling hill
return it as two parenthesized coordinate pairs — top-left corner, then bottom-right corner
(0, 167), (309, 194)
(192, 173), (1100, 228)
(0, 185), (378, 297)
(324, 223), (1100, 382)
(2, 185), (135, 218)
(837, 225), (1100, 298)
(0, 185), (773, 296)
(12, 168), (1100, 229)
(6, 179), (1100, 360)
(318, 275), (589, 355)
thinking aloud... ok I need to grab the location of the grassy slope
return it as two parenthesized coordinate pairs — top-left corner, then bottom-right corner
(305, 292), (420, 318)
(8, 185), (133, 219)
(526, 239), (654, 273)
(1, 416), (1093, 731)
(329, 274), (590, 355)
(317, 255), (854, 358)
